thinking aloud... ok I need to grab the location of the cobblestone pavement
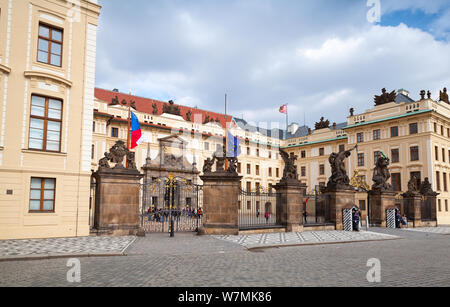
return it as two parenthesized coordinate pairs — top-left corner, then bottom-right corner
(214, 231), (398, 248)
(402, 226), (450, 234)
(0, 236), (136, 259)
(0, 228), (449, 287)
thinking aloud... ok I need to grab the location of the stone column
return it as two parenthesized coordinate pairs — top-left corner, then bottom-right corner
(368, 190), (397, 227)
(93, 168), (144, 236)
(198, 172), (242, 235)
(324, 189), (357, 230)
(274, 179), (306, 232)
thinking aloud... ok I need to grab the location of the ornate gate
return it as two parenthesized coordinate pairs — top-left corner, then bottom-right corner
(238, 188), (280, 230)
(142, 175), (203, 233)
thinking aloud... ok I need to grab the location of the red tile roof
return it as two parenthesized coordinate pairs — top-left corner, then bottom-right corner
(94, 88), (232, 129)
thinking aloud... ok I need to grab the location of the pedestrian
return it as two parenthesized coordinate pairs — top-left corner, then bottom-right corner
(352, 209), (360, 231)
(401, 214), (408, 228)
(256, 209), (260, 219)
(303, 211), (308, 224)
(264, 211), (270, 223)
(395, 210), (402, 229)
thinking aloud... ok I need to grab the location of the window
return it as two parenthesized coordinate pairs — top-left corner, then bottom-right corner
(390, 126), (399, 137)
(438, 199), (442, 212)
(256, 149), (260, 157)
(256, 165), (260, 176)
(409, 123), (418, 135)
(276, 168), (279, 178)
(37, 24), (63, 67)
(204, 142), (209, 150)
(247, 164), (251, 175)
(301, 151), (306, 158)
(391, 173), (401, 192)
(247, 147), (250, 155)
(29, 95), (62, 152)
(444, 172), (448, 192)
(359, 200), (366, 211)
(391, 148), (399, 163)
(434, 123), (437, 133)
(247, 201), (251, 210)
(436, 171), (441, 191)
(268, 167), (272, 177)
(111, 127), (119, 138)
(299, 166), (305, 177)
(246, 182), (251, 192)
(93, 121), (96, 132)
(410, 146), (419, 161)
(357, 132), (364, 143)
(446, 200), (449, 212)
(319, 164), (325, 176)
(435, 146), (439, 161)
(339, 144), (345, 152)
(237, 163), (241, 173)
(357, 153), (365, 167)
(268, 151), (272, 159)
(29, 178), (55, 212)
(255, 183), (260, 194)
(374, 151), (382, 163)
(319, 148), (324, 156)
(373, 129), (381, 140)
(443, 148), (446, 163)
(91, 144), (95, 159)
(441, 125), (444, 135)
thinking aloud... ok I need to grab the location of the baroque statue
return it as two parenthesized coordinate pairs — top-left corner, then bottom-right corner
(374, 88), (396, 106)
(203, 157), (216, 173)
(419, 178), (439, 197)
(280, 149), (298, 181)
(372, 153), (392, 192)
(163, 100), (181, 116)
(326, 145), (358, 190)
(315, 117), (330, 130)
(403, 176), (420, 197)
(420, 90), (426, 100)
(97, 140), (137, 171)
(227, 157), (238, 175)
(439, 88), (449, 103)
(186, 110), (192, 122)
(152, 103), (158, 115)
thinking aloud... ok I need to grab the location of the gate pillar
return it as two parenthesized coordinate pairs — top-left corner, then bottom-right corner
(198, 172), (242, 235)
(324, 189), (356, 230)
(368, 190), (397, 227)
(274, 179), (306, 232)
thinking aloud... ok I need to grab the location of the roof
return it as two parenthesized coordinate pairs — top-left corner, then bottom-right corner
(94, 88), (232, 129)
(232, 117), (285, 139)
(395, 93), (415, 104)
(345, 109), (432, 129)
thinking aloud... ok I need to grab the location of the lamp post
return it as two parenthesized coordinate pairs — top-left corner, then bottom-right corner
(166, 174), (176, 238)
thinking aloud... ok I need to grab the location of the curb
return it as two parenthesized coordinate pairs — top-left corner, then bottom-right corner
(0, 251), (127, 263)
(246, 237), (403, 251)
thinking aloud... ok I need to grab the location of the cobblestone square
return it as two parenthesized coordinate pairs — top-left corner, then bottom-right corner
(0, 228), (449, 287)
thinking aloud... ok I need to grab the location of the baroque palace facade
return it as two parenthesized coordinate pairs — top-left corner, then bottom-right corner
(93, 88), (450, 226)
(0, 0), (101, 240)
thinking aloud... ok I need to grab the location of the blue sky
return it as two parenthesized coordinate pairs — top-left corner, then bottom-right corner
(95, 0), (450, 128)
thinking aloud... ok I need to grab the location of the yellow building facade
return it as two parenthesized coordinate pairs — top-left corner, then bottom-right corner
(0, 0), (101, 239)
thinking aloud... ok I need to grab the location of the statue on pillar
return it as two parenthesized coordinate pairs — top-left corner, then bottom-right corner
(372, 153), (392, 192)
(326, 145), (357, 190)
(202, 157), (215, 174)
(374, 88), (396, 106)
(403, 176), (420, 197)
(419, 178), (439, 196)
(280, 149), (298, 181)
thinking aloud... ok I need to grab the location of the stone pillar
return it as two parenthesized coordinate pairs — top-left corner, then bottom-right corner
(198, 172), (242, 235)
(93, 168), (144, 236)
(274, 179), (306, 232)
(368, 190), (397, 227)
(325, 189), (357, 230)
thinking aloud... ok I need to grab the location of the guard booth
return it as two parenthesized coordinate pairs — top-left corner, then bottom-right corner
(386, 208), (398, 229)
(342, 206), (360, 232)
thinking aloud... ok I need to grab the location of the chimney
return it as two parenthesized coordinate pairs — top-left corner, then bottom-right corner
(308, 128), (312, 135)
(332, 122), (337, 130)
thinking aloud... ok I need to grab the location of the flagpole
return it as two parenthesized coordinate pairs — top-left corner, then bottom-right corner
(224, 93), (229, 170)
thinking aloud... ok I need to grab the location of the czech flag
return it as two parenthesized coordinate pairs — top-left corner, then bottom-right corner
(130, 111), (143, 149)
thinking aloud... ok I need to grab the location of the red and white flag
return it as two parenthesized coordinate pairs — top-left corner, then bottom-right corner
(279, 104), (287, 114)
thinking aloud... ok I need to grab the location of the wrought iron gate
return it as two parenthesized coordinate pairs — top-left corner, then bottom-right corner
(142, 176), (203, 233)
(238, 188), (280, 230)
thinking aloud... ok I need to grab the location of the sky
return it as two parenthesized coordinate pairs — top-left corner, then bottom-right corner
(95, 0), (450, 129)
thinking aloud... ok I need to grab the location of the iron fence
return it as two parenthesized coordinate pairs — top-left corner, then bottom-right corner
(304, 194), (332, 225)
(238, 189), (279, 230)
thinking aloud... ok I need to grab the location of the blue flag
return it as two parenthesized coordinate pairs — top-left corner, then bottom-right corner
(226, 131), (241, 158)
